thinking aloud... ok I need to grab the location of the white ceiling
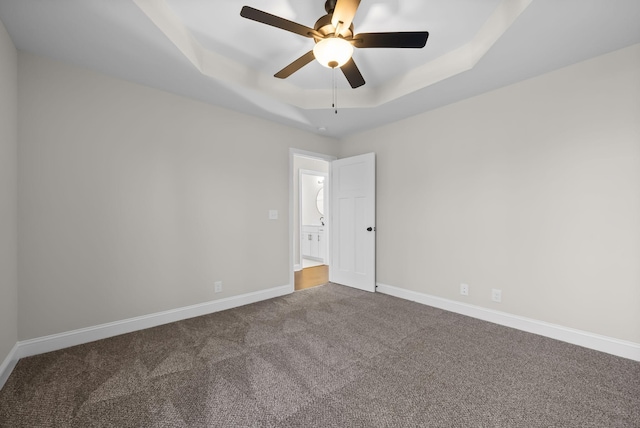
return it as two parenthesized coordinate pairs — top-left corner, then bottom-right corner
(0, 0), (639, 138)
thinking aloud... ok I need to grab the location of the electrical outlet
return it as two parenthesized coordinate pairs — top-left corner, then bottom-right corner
(460, 283), (469, 296)
(268, 210), (278, 220)
(491, 288), (502, 302)
(214, 281), (223, 293)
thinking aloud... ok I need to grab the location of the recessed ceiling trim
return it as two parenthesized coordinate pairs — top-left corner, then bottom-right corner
(134, 0), (531, 112)
(372, 0), (533, 107)
(133, 0), (203, 73)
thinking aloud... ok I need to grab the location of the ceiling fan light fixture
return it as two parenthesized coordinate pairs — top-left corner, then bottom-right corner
(240, 2), (429, 88)
(313, 37), (353, 68)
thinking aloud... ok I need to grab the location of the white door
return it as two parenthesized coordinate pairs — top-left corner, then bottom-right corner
(330, 153), (376, 292)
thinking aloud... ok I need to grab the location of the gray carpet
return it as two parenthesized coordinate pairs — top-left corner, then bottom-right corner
(1, 283), (638, 427)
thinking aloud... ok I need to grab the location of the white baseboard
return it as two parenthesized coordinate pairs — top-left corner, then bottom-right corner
(376, 282), (640, 362)
(0, 343), (19, 391)
(0, 284), (291, 390)
(4, 282), (637, 391)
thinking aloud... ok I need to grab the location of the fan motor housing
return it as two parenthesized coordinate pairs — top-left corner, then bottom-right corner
(314, 14), (353, 40)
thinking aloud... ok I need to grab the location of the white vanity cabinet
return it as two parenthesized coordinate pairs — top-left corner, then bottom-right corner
(302, 225), (325, 261)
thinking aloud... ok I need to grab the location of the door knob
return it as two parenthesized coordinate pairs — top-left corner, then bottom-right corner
(367, 227), (374, 232)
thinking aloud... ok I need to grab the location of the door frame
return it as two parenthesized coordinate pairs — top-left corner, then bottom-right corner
(288, 149), (337, 293)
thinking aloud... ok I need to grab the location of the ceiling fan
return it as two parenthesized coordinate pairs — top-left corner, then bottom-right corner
(240, 0), (429, 88)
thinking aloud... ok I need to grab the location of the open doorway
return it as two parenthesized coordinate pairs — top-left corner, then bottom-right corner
(297, 170), (328, 290)
(291, 151), (334, 291)
(289, 150), (376, 293)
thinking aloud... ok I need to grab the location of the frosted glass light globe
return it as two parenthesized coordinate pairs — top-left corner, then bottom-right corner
(313, 37), (354, 68)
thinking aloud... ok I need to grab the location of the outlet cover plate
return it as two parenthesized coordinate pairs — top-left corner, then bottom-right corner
(460, 283), (469, 296)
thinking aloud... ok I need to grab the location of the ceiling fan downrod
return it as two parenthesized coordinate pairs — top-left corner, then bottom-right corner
(324, 0), (338, 14)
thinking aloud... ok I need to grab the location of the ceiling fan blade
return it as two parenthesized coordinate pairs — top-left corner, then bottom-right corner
(240, 6), (316, 38)
(331, 0), (361, 37)
(353, 32), (429, 49)
(274, 51), (316, 79)
(340, 58), (365, 88)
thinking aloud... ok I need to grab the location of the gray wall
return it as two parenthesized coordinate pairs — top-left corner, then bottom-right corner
(17, 53), (338, 340)
(0, 18), (18, 366)
(7, 40), (640, 351)
(339, 44), (640, 343)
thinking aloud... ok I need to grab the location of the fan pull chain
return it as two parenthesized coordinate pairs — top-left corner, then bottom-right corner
(332, 67), (338, 114)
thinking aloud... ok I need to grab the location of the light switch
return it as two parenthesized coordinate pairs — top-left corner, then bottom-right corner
(269, 210), (278, 220)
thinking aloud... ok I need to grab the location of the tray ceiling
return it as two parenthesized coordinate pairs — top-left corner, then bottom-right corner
(0, 0), (638, 138)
